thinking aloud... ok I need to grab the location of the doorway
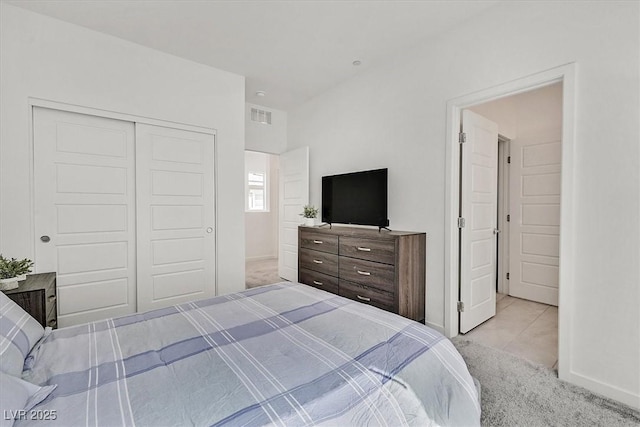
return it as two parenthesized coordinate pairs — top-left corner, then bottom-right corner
(444, 64), (577, 380)
(457, 83), (562, 365)
(244, 150), (281, 288)
(471, 82), (563, 303)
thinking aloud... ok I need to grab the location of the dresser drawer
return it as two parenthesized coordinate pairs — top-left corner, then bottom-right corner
(299, 268), (339, 294)
(300, 230), (338, 254)
(340, 237), (395, 265)
(339, 280), (394, 312)
(300, 248), (339, 276)
(339, 257), (395, 292)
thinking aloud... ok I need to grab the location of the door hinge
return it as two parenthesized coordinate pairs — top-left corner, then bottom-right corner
(457, 301), (465, 312)
(457, 217), (466, 228)
(459, 132), (466, 144)
(507, 214), (510, 222)
(507, 156), (511, 164)
(506, 272), (510, 280)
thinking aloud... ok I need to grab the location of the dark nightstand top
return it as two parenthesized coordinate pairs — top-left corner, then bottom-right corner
(3, 272), (57, 329)
(3, 272), (56, 295)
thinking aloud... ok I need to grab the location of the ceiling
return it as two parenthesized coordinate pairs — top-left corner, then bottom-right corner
(8, 0), (502, 111)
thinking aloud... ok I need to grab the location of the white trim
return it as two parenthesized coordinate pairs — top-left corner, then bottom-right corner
(425, 321), (445, 335)
(28, 97), (216, 135)
(444, 63), (577, 384)
(568, 371), (640, 410)
(27, 104), (36, 261)
(497, 135), (510, 295)
(212, 133), (219, 297)
(246, 255), (278, 262)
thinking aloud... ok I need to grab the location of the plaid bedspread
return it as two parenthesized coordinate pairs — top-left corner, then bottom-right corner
(20, 283), (480, 426)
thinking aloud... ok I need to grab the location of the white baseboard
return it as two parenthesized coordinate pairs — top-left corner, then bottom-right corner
(561, 369), (640, 410)
(246, 255), (277, 262)
(426, 321), (445, 335)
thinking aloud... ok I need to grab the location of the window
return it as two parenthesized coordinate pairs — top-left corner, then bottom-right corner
(247, 171), (267, 211)
(245, 151), (271, 212)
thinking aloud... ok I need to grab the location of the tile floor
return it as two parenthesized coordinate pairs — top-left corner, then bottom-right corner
(462, 293), (558, 369)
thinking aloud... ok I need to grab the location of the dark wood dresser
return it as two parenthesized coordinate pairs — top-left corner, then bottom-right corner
(298, 226), (426, 322)
(3, 273), (57, 329)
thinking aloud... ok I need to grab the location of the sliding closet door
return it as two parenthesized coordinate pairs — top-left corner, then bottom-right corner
(33, 107), (137, 327)
(135, 124), (216, 312)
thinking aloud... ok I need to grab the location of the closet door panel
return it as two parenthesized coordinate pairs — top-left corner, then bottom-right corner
(33, 107), (137, 327)
(135, 124), (216, 312)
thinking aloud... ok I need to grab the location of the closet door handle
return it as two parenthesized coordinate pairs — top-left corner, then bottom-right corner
(356, 295), (371, 302)
(313, 259), (323, 264)
(357, 270), (371, 276)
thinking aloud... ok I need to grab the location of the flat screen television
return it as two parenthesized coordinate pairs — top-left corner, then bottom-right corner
(322, 168), (389, 228)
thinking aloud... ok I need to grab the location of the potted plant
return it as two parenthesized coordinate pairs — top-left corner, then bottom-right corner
(0, 255), (34, 291)
(300, 204), (319, 227)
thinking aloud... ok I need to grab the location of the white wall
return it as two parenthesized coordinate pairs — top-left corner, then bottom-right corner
(245, 151), (279, 260)
(245, 103), (288, 154)
(288, 1), (639, 408)
(0, 4), (246, 296)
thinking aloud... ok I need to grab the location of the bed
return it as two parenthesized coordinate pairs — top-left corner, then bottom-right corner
(2, 282), (480, 426)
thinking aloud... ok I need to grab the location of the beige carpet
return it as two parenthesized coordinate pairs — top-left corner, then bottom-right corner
(452, 337), (640, 426)
(246, 258), (284, 289)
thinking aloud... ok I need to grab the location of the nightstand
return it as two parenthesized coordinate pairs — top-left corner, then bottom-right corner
(3, 273), (57, 329)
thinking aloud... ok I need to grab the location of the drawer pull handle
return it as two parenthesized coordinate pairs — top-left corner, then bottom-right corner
(357, 247), (371, 252)
(313, 259), (323, 264)
(356, 295), (371, 302)
(313, 240), (323, 244)
(313, 280), (323, 286)
(357, 270), (371, 276)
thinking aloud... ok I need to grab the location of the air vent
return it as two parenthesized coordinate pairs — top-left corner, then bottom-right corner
(251, 107), (272, 125)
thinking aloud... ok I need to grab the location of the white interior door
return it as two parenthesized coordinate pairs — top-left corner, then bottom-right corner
(278, 147), (309, 282)
(135, 124), (216, 312)
(33, 107), (136, 327)
(460, 110), (499, 333)
(509, 128), (561, 306)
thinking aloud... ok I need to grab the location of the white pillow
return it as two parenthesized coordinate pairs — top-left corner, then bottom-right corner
(0, 371), (56, 427)
(0, 292), (45, 376)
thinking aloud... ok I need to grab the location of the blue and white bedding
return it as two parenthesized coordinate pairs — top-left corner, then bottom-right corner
(19, 282), (480, 426)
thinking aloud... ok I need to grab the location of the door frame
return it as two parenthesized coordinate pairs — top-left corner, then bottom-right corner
(244, 149), (280, 263)
(27, 98), (219, 296)
(444, 64), (576, 382)
(496, 135), (510, 295)
(277, 146), (309, 282)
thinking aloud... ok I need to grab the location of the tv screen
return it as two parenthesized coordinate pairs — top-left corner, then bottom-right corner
(322, 168), (389, 227)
